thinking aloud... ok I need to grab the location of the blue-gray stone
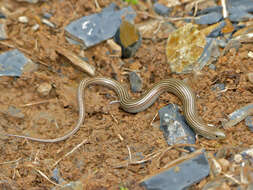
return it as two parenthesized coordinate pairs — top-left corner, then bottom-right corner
(195, 12), (223, 25)
(153, 3), (171, 16)
(245, 116), (253, 132)
(208, 64), (216, 70)
(196, 6), (222, 16)
(197, 38), (220, 71)
(158, 104), (196, 151)
(211, 83), (226, 91)
(228, 104), (253, 122)
(216, 38), (228, 48)
(227, 0), (253, 22)
(141, 152), (210, 190)
(51, 167), (66, 184)
(52, 168), (60, 183)
(43, 12), (53, 19)
(227, 0), (253, 14)
(65, 3), (136, 48)
(229, 10), (253, 22)
(207, 21), (226, 38)
(0, 12), (6, 19)
(0, 49), (34, 77)
(129, 72), (142, 92)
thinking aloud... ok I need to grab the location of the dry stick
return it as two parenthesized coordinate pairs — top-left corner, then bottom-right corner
(52, 139), (88, 168)
(34, 168), (64, 187)
(221, 0), (228, 18)
(55, 46), (95, 76)
(0, 157), (22, 165)
(20, 98), (58, 107)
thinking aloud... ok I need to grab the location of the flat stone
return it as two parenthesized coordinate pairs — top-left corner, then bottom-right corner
(65, 3), (136, 48)
(211, 83), (225, 91)
(207, 21), (226, 38)
(224, 104), (253, 128)
(197, 38), (220, 71)
(158, 104), (196, 152)
(166, 23), (206, 73)
(245, 116), (253, 132)
(153, 3), (171, 16)
(0, 49), (36, 77)
(195, 12), (223, 25)
(141, 152), (210, 190)
(129, 72), (142, 92)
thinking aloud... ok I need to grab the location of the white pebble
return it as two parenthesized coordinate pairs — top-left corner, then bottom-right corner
(18, 16), (29, 23)
(234, 154), (243, 164)
(37, 83), (52, 97)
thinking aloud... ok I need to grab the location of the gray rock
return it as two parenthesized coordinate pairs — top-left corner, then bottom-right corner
(207, 21), (226, 38)
(208, 64), (216, 70)
(195, 12), (223, 25)
(196, 6), (222, 16)
(197, 38), (220, 71)
(245, 116), (253, 132)
(153, 3), (171, 16)
(141, 152), (210, 190)
(43, 12), (53, 19)
(5, 106), (24, 118)
(158, 104), (196, 152)
(65, 3), (136, 48)
(51, 168), (65, 184)
(224, 103), (253, 128)
(0, 49), (36, 77)
(211, 83), (226, 91)
(0, 12), (6, 19)
(227, 0), (253, 14)
(228, 104), (253, 123)
(129, 72), (142, 92)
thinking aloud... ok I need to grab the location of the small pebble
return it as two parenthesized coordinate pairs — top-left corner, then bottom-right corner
(248, 51), (253, 58)
(129, 71), (142, 92)
(32, 24), (40, 31)
(18, 16), (29, 23)
(43, 12), (53, 19)
(234, 154), (243, 164)
(245, 116), (253, 132)
(37, 82), (52, 96)
(247, 73), (253, 84)
(153, 3), (171, 16)
(208, 64), (216, 70)
(218, 158), (230, 172)
(42, 18), (55, 28)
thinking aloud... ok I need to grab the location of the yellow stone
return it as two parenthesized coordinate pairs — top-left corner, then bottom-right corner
(166, 23), (206, 73)
(120, 20), (139, 48)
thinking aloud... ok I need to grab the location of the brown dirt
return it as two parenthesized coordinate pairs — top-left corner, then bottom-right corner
(0, 0), (252, 189)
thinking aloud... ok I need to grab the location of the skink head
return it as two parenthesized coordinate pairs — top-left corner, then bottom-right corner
(205, 129), (226, 140)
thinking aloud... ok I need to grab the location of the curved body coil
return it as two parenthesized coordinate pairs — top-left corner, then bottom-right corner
(6, 77), (226, 142)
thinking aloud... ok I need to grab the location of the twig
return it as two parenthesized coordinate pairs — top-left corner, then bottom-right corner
(20, 98), (58, 107)
(222, 172), (241, 185)
(127, 145), (132, 163)
(55, 46), (95, 76)
(163, 148), (203, 169)
(0, 158), (22, 165)
(221, 0), (228, 18)
(94, 0), (101, 11)
(52, 139), (88, 167)
(35, 168), (64, 187)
